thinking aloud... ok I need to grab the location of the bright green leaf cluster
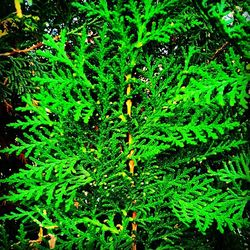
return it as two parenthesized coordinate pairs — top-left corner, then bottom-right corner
(1, 0), (249, 249)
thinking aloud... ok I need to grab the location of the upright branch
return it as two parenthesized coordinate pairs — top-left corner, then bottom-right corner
(125, 75), (137, 249)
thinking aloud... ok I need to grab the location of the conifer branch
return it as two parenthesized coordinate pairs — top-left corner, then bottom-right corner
(1, 1), (249, 248)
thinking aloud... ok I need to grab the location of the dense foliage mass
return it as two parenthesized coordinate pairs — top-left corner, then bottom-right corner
(0, 0), (249, 249)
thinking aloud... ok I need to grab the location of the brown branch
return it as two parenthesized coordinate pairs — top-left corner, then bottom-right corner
(208, 41), (229, 63)
(0, 20), (95, 57)
(3, 99), (13, 113)
(0, 42), (43, 57)
(0, 26), (100, 57)
(0, 36), (60, 57)
(3, 77), (8, 85)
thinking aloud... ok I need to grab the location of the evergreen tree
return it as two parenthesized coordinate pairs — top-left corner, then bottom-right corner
(1, 0), (249, 249)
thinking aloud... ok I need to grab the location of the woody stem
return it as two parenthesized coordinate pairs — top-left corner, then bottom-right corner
(126, 80), (137, 250)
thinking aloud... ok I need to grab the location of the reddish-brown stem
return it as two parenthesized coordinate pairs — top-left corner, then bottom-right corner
(0, 36), (60, 57)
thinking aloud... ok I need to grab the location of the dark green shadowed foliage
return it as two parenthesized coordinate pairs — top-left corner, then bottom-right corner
(0, 0), (249, 249)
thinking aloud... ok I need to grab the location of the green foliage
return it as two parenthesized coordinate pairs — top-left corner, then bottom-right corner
(0, 223), (11, 250)
(0, 55), (48, 101)
(0, 222), (30, 250)
(209, 152), (250, 183)
(196, 0), (250, 58)
(1, 0), (249, 249)
(13, 224), (30, 250)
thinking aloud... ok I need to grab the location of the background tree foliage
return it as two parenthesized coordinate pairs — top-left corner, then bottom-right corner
(0, 0), (249, 249)
(0, 0), (83, 247)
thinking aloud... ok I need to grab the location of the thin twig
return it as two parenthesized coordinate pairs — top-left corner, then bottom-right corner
(0, 42), (43, 57)
(0, 35), (60, 57)
(208, 41), (229, 63)
(0, 18), (100, 57)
